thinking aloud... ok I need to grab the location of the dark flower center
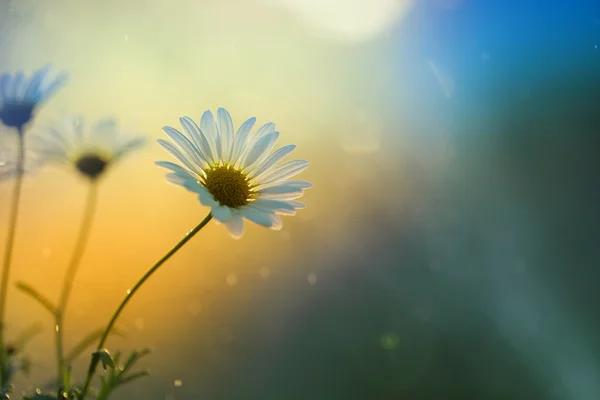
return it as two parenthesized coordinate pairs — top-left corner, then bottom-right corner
(202, 165), (251, 208)
(75, 153), (108, 179)
(0, 102), (35, 131)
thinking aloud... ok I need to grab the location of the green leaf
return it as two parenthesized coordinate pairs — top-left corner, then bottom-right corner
(15, 282), (57, 315)
(119, 369), (150, 386)
(122, 348), (151, 373)
(92, 349), (116, 370)
(64, 328), (124, 366)
(62, 366), (72, 393)
(94, 349), (152, 400)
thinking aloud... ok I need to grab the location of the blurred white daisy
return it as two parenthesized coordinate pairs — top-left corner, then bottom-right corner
(32, 115), (146, 180)
(0, 65), (68, 132)
(157, 107), (312, 239)
(0, 128), (41, 180)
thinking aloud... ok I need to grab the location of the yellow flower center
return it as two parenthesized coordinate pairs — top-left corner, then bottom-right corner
(202, 165), (251, 208)
(75, 153), (109, 179)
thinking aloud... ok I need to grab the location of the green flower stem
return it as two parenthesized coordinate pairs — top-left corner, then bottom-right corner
(79, 212), (213, 399)
(0, 130), (25, 386)
(55, 181), (99, 380)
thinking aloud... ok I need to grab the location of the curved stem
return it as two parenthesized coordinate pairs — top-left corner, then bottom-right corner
(0, 131), (25, 386)
(79, 213), (213, 399)
(55, 181), (98, 380)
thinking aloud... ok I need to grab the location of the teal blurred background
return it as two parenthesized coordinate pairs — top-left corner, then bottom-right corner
(1, 0), (600, 398)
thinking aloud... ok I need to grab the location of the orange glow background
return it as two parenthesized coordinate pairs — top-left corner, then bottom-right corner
(0, 0), (426, 394)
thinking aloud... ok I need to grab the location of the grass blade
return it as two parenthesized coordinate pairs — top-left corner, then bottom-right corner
(15, 281), (56, 315)
(64, 328), (124, 366)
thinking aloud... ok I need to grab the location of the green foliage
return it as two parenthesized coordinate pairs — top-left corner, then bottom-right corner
(94, 349), (151, 400)
(91, 349), (116, 371)
(15, 282), (56, 316)
(65, 328), (124, 367)
(22, 367), (81, 400)
(22, 387), (80, 400)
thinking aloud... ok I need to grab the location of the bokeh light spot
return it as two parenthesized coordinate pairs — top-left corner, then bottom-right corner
(381, 333), (400, 351)
(226, 273), (238, 286)
(260, 267), (271, 278)
(263, 0), (414, 43)
(307, 272), (317, 285)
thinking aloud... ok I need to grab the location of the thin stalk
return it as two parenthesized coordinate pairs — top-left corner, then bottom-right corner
(0, 130), (25, 386)
(55, 181), (99, 380)
(79, 213), (213, 399)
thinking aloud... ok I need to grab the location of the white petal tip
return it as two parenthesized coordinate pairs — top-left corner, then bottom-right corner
(211, 205), (233, 222)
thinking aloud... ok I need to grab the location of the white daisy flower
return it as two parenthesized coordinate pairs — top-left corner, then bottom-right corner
(157, 107), (312, 239)
(0, 126), (42, 181)
(0, 65), (68, 132)
(32, 115), (146, 180)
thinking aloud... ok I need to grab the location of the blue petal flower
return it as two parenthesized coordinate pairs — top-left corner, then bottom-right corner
(0, 65), (68, 132)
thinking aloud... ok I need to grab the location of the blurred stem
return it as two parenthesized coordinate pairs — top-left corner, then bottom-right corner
(79, 212), (213, 399)
(55, 181), (98, 381)
(0, 130), (25, 386)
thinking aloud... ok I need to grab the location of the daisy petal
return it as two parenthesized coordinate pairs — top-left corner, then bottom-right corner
(12, 72), (25, 101)
(248, 144), (296, 179)
(155, 160), (195, 176)
(92, 118), (119, 144)
(162, 126), (207, 167)
(30, 135), (65, 154)
(287, 200), (306, 209)
(39, 72), (69, 103)
(258, 184), (303, 196)
(285, 180), (313, 189)
(211, 205), (232, 222)
(179, 116), (215, 164)
(165, 172), (205, 194)
(225, 214), (244, 239)
(258, 192), (304, 201)
(255, 160), (309, 188)
(217, 107), (234, 163)
(269, 213), (283, 231)
(23, 66), (50, 101)
(252, 199), (297, 214)
(257, 185), (304, 200)
(200, 110), (219, 159)
(243, 131), (279, 169)
(199, 191), (219, 207)
(34, 148), (69, 162)
(31, 114), (143, 179)
(114, 137), (146, 160)
(231, 117), (256, 166)
(157, 139), (199, 173)
(241, 207), (273, 228)
(240, 121), (275, 161)
(253, 122), (276, 141)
